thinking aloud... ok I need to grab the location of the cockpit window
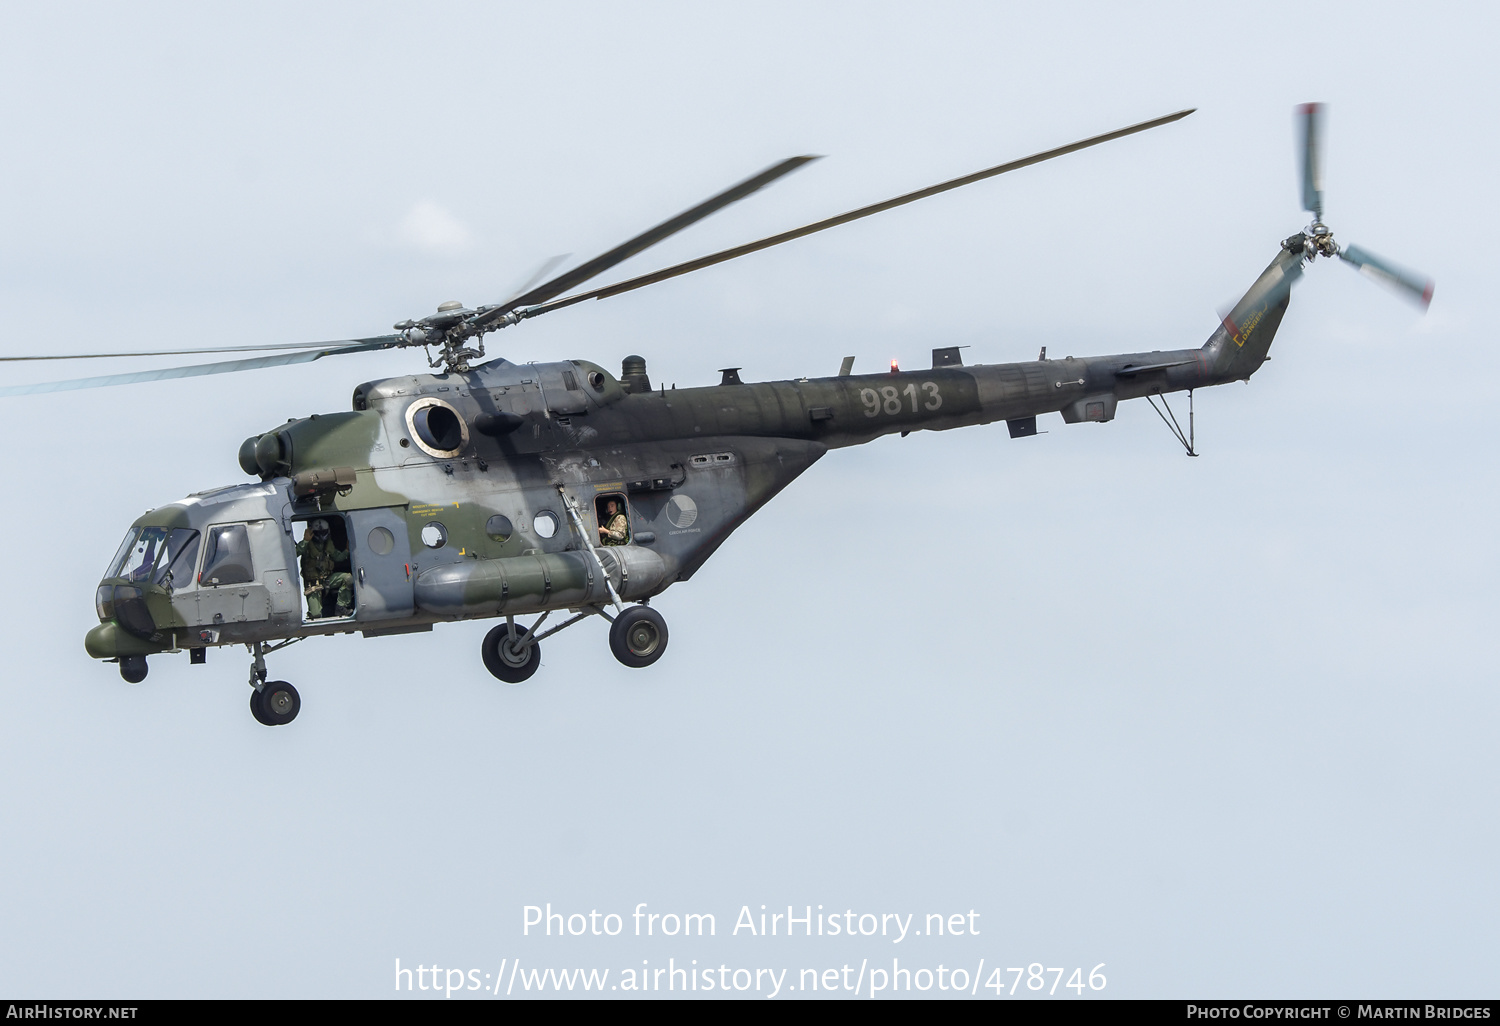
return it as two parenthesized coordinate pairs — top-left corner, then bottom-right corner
(154, 530), (200, 587)
(106, 529), (140, 579)
(114, 527), (169, 583)
(107, 527), (202, 585)
(199, 524), (255, 586)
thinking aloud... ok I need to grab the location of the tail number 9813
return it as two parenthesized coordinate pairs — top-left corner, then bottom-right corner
(860, 382), (943, 418)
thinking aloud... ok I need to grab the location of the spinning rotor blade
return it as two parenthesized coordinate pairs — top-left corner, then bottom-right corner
(1297, 102), (1326, 221)
(0, 335), (397, 363)
(502, 254), (571, 305)
(0, 339), (400, 398)
(467, 155), (820, 329)
(1339, 244), (1434, 309)
(514, 108), (1196, 320)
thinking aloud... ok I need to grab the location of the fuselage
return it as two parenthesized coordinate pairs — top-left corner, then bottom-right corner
(86, 246), (1300, 666)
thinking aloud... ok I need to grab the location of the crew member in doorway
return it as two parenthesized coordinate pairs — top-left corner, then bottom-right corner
(297, 518), (353, 618)
(597, 498), (629, 546)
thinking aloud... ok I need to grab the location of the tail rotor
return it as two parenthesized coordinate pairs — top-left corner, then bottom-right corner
(1291, 102), (1434, 310)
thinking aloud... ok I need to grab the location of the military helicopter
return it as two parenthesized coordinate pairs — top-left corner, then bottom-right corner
(6, 104), (1431, 726)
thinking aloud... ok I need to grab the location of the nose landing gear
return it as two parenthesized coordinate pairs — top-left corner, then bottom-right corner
(246, 640), (302, 726)
(251, 681), (301, 726)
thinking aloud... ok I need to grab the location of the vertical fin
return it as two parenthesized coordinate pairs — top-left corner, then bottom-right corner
(1203, 248), (1304, 381)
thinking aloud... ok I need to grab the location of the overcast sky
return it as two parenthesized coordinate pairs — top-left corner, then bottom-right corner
(0, 0), (1493, 1000)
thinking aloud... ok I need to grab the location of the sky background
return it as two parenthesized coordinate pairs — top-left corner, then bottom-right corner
(0, 0), (1493, 1000)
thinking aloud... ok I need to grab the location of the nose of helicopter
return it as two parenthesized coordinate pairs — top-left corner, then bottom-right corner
(87, 522), (185, 676)
(86, 578), (167, 685)
(84, 618), (159, 661)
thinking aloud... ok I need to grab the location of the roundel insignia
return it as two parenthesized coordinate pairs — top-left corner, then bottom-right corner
(665, 495), (698, 529)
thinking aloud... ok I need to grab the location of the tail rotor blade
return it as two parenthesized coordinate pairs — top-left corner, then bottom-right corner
(1339, 244), (1434, 310)
(1297, 102), (1326, 221)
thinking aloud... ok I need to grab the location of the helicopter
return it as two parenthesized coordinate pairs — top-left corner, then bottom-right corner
(8, 104), (1431, 726)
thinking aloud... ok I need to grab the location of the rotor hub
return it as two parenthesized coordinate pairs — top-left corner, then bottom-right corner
(1307, 222), (1339, 259)
(1283, 223), (1339, 263)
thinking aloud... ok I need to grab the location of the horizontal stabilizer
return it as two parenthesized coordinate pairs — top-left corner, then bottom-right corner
(1115, 359), (1193, 377)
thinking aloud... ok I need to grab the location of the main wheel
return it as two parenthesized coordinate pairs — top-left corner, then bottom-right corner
(609, 605), (669, 668)
(482, 623), (541, 684)
(249, 688), (274, 726)
(260, 681), (301, 725)
(119, 656), (148, 684)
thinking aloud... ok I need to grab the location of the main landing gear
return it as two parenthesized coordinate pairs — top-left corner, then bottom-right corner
(479, 603), (670, 684)
(608, 605), (668, 668)
(246, 640), (302, 726)
(482, 621), (541, 684)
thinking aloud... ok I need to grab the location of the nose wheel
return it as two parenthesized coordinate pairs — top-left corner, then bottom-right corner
(251, 681), (301, 726)
(245, 641), (303, 725)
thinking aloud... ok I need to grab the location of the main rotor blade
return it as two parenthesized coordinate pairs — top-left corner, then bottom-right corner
(1339, 244), (1434, 309)
(516, 108), (1196, 320)
(502, 254), (571, 305)
(472, 155), (820, 327)
(0, 339), (399, 398)
(0, 335), (398, 363)
(1297, 102), (1326, 221)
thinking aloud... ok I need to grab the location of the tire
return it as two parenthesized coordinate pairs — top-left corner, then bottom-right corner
(482, 623), (541, 684)
(260, 681), (301, 725)
(119, 656), (148, 684)
(608, 605), (668, 668)
(249, 688), (274, 726)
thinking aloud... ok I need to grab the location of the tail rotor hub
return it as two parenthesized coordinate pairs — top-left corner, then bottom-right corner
(1290, 102), (1433, 307)
(1306, 221), (1339, 260)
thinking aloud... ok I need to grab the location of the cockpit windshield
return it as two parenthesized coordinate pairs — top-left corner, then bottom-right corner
(105, 527), (200, 586)
(105, 530), (140, 579)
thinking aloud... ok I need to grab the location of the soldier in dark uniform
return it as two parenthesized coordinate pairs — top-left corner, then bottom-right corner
(597, 498), (629, 546)
(296, 518), (353, 618)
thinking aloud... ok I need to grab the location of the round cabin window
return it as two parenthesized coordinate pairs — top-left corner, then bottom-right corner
(420, 522), (447, 548)
(486, 515), (513, 542)
(533, 511), (558, 539)
(368, 526), (395, 555)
